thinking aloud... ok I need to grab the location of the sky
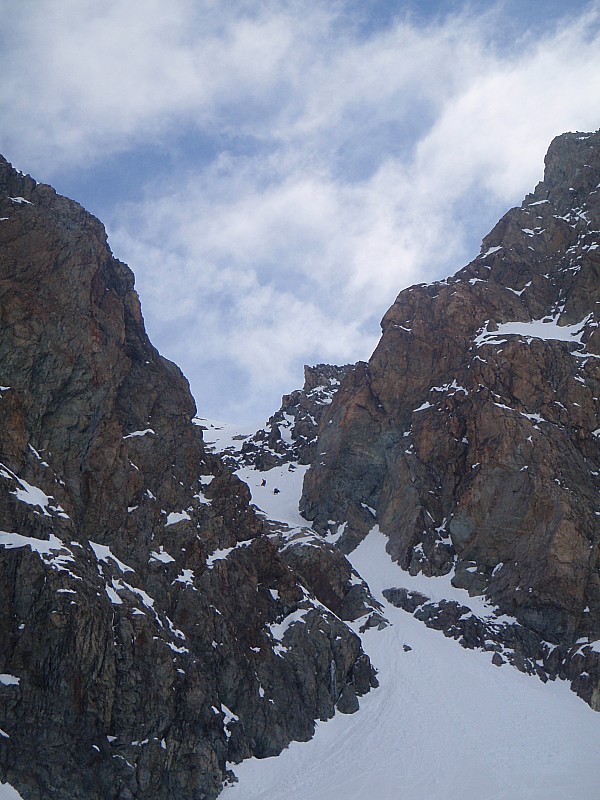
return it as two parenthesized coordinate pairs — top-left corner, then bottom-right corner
(2, 0), (600, 424)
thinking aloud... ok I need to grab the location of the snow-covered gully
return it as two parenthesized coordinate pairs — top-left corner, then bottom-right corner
(205, 422), (600, 800)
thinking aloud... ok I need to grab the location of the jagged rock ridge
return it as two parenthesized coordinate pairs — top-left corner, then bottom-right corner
(218, 364), (354, 470)
(300, 131), (600, 708)
(0, 157), (376, 800)
(200, 363), (388, 635)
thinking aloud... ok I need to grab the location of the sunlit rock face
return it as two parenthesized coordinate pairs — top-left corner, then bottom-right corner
(301, 132), (600, 706)
(0, 157), (375, 800)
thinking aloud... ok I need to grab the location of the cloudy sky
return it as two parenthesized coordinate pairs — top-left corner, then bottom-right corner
(2, 0), (600, 423)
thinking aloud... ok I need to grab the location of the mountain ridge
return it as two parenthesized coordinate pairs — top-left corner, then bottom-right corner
(0, 155), (375, 800)
(299, 130), (600, 707)
(0, 129), (599, 800)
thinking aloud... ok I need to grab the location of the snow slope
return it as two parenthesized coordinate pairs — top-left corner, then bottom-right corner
(0, 784), (24, 800)
(235, 463), (310, 528)
(198, 417), (311, 528)
(204, 421), (600, 800)
(229, 529), (600, 800)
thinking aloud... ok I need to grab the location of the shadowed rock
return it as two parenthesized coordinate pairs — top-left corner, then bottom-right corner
(0, 157), (375, 799)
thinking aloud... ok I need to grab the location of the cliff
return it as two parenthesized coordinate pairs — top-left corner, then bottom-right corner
(0, 158), (375, 800)
(301, 131), (600, 706)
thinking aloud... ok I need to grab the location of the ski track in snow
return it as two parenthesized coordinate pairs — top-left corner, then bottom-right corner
(203, 420), (600, 800)
(230, 530), (600, 800)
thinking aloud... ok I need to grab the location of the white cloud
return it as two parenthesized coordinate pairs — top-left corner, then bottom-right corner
(2, 0), (600, 421)
(0, 1), (335, 170)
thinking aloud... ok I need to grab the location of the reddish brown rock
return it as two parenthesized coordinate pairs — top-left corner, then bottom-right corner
(301, 131), (600, 705)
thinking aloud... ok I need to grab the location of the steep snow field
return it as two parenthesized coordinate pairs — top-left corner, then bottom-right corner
(229, 529), (600, 800)
(199, 418), (311, 527)
(203, 420), (600, 800)
(0, 783), (24, 799)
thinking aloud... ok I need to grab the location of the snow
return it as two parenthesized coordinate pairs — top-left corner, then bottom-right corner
(105, 583), (123, 605)
(413, 400), (432, 412)
(206, 540), (253, 568)
(193, 489), (211, 505)
(174, 568), (195, 587)
(150, 546), (176, 564)
(521, 412), (545, 424)
(0, 532), (78, 579)
(0, 463), (69, 518)
(430, 380), (468, 394)
(13, 479), (54, 512)
(235, 463), (311, 527)
(0, 784), (25, 800)
(268, 608), (309, 653)
(221, 704), (240, 740)
(324, 521), (346, 545)
(121, 582), (155, 611)
(230, 527), (600, 799)
(28, 445), (48, 466)
(196, 417), (256, 453)
(123, 428), (155, 439)
(475, 315), (590, 347)
(0, 531), (65, 555)
(478, 245), (502, 258)
(216, 409), (600, 797)
(89, 541), (133, 573)
(506, 281), (531, 297)
(165, 510), (191, 526)
(278, 413), (295, 445)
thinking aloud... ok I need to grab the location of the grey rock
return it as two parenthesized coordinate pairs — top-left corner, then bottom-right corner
(0, 156), (375, 799)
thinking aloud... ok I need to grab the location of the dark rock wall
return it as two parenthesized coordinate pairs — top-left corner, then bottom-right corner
(0, 157), (375, 800)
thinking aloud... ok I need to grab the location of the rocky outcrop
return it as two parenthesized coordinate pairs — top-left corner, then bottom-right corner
(231, 364), (353, 470)
(300, 131), (600, 706)
(205, 362), (385, 629)
(383, 587), (600, 708)
(0, 157), (375, 800)
(276, 527), (386, 629)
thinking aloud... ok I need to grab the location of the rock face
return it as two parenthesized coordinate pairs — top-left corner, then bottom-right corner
(204, 362), (386, 631)
(0, 157), (376, 800)
(301, 131), (600, 707)
(229, 364), (353, 470)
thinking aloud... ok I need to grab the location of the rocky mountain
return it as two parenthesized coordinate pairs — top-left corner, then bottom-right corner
(300, 131), (600, 708)
(0, 157), (376, 800)
(217, 364), (354, 471)
(2, 129), (599, 800)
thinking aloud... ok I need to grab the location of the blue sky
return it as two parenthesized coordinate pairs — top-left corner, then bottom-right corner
(2, 0), (600, 423)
